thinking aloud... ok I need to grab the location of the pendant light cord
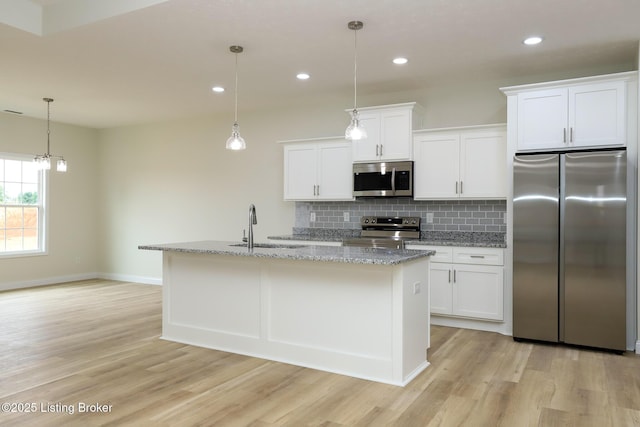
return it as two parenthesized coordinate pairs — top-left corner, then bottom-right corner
(46, 99), (51, 155)
(353, 26), (358, 110)
(233, 51), (239, 124)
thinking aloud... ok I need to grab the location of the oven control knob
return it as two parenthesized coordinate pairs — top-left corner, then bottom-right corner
(371, 218), (376, 223)
(364, 218), (369, 224)
(411, 220), (417, 225)
(403, 219), (408, 224)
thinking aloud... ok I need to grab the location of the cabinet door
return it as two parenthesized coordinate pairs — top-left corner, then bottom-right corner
(452, 264), (504, 321)
(429, 263), (453, 315)
(568, 81), (626, 147)
(352, 112), (380, 162)
(380, 110), (412, 160)
(413, 133), (460, 199)
(283, 144), (317, 200)
(517, 88), (568, 151)
(317, 141), (354, 200)
(460, 131), (507, 199)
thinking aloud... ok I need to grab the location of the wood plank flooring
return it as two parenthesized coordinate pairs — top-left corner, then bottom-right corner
(1, 279), (639, 426)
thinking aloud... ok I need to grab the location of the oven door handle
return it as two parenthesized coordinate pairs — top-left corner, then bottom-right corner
(391, 167), (396, 195)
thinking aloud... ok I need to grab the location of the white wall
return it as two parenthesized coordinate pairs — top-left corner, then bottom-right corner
(1, 62), (635, 289)
(0, 113), (99, 290)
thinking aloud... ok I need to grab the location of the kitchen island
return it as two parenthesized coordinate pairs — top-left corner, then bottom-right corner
(139, 241), (433, 386)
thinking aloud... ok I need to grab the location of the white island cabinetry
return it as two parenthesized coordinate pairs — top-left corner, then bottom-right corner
(140, 241), (433, 386)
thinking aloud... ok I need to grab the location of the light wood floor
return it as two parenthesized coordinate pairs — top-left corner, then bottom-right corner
(1, 280), (639, 427)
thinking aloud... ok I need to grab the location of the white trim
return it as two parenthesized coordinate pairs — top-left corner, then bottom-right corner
(636, 340), (640, 354)
(0, 272), (162, 291)
(97, 272), (162, 285)
(500, 71), (637, 95)
(413, 123), (506, 135)
(0, 273), (98, 291)
(431, 315), (510, 336)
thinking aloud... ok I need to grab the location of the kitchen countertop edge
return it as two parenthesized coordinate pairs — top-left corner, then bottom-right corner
(139, 240), (435, 265)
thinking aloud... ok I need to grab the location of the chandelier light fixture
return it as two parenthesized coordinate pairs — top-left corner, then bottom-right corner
(34, 97), (67, 172)
(225, 45), (246, 151)
(345, 20), (367, 141)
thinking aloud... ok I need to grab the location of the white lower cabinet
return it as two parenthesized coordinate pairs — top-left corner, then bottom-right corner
(409, 245), (504, 321)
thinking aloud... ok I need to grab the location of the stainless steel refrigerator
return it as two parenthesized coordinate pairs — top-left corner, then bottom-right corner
(513, 149), (627, 351)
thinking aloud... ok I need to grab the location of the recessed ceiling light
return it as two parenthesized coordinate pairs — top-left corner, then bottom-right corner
(296, 73), (310, 80)
(392, 57), (408, 65)
(212, 86), (225, 93)
(523, 36), (543, 45)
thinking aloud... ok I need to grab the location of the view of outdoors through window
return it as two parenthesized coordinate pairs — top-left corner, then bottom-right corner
(0, 156), (43, 254)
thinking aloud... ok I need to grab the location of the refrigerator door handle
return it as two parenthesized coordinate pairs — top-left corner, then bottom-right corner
(559, 155), (566, 342)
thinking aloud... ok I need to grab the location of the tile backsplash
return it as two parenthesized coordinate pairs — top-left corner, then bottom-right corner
(295, 199), (506, 233)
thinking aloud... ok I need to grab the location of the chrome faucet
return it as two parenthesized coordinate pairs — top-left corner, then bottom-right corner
(247, 204), (257, 249)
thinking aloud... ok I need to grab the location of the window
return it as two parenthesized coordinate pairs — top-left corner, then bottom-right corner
(0, 153), (46, 256)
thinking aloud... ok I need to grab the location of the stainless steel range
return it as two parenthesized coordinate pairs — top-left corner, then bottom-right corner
(343, 216), (421, 249)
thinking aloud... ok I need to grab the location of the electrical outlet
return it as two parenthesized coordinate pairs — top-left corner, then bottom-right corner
(310, 212), (316, 222)
(343, 212), (350, 222)
(413, 282), (421, 295)
(426, 213), (434, 223)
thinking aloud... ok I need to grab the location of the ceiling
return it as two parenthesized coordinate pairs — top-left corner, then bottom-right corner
(1, 0), (640, 129)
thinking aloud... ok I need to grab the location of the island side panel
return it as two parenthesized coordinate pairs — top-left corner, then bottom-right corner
(392, 257), (430, 384)
(163, 252), (263, 344)
(264, 260), (395, 380)
(161, 250), (430, 386)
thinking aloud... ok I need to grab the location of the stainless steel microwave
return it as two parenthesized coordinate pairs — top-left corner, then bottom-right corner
(353, 161), (413, 198)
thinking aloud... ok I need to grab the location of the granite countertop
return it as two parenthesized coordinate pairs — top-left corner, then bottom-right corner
(138, 240), (434, 265)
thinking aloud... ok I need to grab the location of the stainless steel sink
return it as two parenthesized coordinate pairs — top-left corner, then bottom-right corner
(229, 243), (306, 249)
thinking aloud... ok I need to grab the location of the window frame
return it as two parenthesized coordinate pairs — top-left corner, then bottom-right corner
(0, 152), (48, 258)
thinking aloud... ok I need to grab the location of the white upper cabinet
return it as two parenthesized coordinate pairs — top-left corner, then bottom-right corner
(282, 137), (353, 201)
(351, 102), (424, 162)
(503, 72), (637, 152)
(413, 124), (507, 200)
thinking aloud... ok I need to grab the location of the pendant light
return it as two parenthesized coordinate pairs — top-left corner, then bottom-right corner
(34, 97), (67, 172)
(226, 45), (246, 150)
(345, 20), (367, 141)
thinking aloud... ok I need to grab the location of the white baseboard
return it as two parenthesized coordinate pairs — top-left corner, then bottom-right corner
(431, 315), (510, 336)
(636, 340), (640, 354)
(0, 273), (99, 292)
(0, 272), (162, 291)
(97, 272), (162, 286)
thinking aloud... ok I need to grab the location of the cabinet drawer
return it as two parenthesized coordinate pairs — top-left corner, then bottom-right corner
(409, 246), (453, 263)
(453, 247), (504, 266)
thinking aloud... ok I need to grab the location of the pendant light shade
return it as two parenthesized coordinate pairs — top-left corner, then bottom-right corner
(225, 45), (246, 150)
(345, 20), (367, 141)
(34, 97), (67, 172)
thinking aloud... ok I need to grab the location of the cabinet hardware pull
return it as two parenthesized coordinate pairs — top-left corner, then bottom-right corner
(455, 181), (458, 194)
(470, 255), (485, 258)
(380, 145), (383, 156)
(453, 270), (457, 283)
(313, 185), (317, 196)
(460, 181), (463, 194)
(563, 128), (566, 143)
(448, 270), (451, 283)
(391, 168), (396, 194)
(316, 185), (319, 196)
(376, 145), (379, 157)
(570, 127), (573, 143)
